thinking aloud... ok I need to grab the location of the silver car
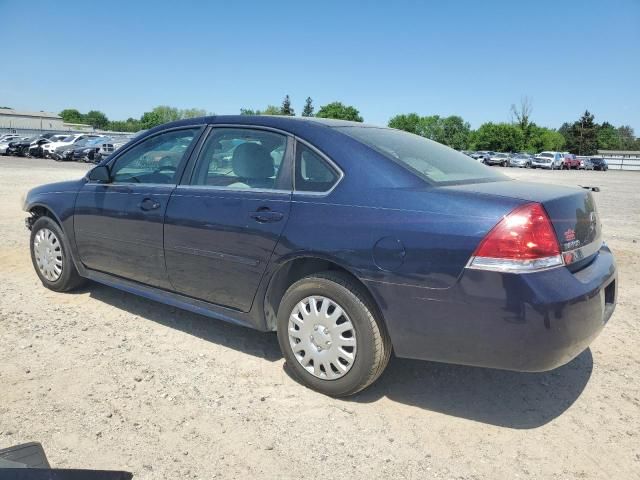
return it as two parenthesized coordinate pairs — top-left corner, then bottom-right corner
(509, 153), (532, 168)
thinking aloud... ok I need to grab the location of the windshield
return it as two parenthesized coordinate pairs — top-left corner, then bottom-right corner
(539, 153), (553, 158)
(86, 137), (109, 146)
(338, 126), (506, 185)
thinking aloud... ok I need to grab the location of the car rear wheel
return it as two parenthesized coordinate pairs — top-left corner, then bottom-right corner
(277, 271), (391, 397)
(30, 216), (86, 292)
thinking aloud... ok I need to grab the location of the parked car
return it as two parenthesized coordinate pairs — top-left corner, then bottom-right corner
(43, 134), (85, 158)
(71, 136), (113, 162)
(579, 158), (594, 170)
(542, 151), (564, 169)
(28, 138), (53, 158)
(532, 152), (563, 169)
(6, 136), (38, 156)
(23, 116), (617, 397)
(0, 136), (25, 154)
(91, 137), (131, 163)
(590, 157), (609, 171)
(471, 151), (492, 162)
(531, 154), (552, 169)
(0, 134), (21, 144)
(51, 135), (101, 161)
(486, 152), (510, 166)
(509, 153), (532, 168)
(562, 153), (580, 169)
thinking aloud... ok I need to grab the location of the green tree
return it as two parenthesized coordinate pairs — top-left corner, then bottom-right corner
(558, 122), (576, 152)
(575, 110), (598, 155)
(472, 122), (524, 152)
(180, 108), (208, 119)
(140, 110), (163, 129)
(240, 108), (261, 115)
(560, 110), (598, 155)
(59, 109), (84, 124)
(262, 105), (283, 115)
(420, 115), (444, 142)
(84, 110), (109, 129)
(388, 113), (423, 135)
(316, 102), (363, 122)
(280, 95), (295, 116)
(302, 97), (314, 117)
(510, 96), (533, 146)
(151, 105), (181, 124)
(440, 115), (471, 150)
(527, 125), (565, 152)
(617, 125), (636, 150)
(388, 114), (471, 149)
(597, 122), (620, 150)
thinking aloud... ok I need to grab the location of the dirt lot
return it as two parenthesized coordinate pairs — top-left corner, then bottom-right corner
(1, 156), (639, 479)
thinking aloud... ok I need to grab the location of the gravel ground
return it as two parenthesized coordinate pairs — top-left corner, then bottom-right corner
(1, 156), (639, 479)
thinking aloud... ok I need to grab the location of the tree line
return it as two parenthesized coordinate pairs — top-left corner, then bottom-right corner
(58, 95), (638, 154)
(59, 106), (210, 133)
(389, 99), (639, 154)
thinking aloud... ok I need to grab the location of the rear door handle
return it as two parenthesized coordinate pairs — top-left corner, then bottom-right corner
(139, 198), (161, 211)
(250, 209), (284, 223)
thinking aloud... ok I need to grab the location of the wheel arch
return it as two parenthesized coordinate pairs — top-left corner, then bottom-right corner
(262, 254), (384, 332)
(27, 203), (63, 229)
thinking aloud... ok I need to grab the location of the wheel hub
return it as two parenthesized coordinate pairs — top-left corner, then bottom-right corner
(310, 325), (332, 351)
(288, 296), (357, 380)
(33, 227), (63, 281)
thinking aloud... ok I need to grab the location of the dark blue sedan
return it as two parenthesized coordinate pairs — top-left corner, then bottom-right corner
(24, 116), (617, 396)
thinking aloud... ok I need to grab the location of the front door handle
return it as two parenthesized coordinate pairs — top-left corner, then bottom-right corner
(139, 198), (161, 211)
(250, 208), (284, 223)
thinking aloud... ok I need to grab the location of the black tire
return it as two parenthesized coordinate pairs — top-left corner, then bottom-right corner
(30, 216), (86, 292)
(276, 271), (392, 397)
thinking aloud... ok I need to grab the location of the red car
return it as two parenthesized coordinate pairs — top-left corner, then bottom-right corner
(562, 154), (581, 169)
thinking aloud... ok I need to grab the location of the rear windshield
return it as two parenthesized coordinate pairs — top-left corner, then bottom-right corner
(337, 126), (505, 185)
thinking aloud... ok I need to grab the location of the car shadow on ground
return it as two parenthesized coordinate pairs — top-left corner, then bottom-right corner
(86, 283), (592, 429)
(348, 350), (593, 429)
(87, 284), (283, 362)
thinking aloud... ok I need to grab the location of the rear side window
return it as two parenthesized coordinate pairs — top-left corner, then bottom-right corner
(295, 143), (339, 192)
(338, 126), (505, 186)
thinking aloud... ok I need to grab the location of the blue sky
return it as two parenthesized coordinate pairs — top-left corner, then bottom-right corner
(1, 0), (638, 130)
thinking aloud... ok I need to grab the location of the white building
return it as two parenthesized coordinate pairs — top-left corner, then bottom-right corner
(0, 108), (65, 131)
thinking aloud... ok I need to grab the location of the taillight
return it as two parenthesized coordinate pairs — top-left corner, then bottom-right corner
(468, 202), (563, 273)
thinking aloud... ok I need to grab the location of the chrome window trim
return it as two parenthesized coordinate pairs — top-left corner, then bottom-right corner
(175, 184), (291, 195)
(292, 136), (344, 197)
(99, 124), (206, 170)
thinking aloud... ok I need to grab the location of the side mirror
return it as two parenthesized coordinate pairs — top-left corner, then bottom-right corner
(88, 165), (110, 183)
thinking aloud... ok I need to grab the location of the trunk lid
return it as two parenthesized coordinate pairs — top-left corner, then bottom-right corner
(444, 180), (602, 265)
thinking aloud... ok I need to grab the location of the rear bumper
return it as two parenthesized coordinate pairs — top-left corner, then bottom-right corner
(366, 244), (617, 372)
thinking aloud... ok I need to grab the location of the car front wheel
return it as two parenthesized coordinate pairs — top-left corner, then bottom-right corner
(277, 271), (391, 397)
(30, 216), (86, 292)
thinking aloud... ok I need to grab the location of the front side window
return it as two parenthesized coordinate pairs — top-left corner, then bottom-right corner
(191, 128), (287, 190)
(110, 128), (199, 184)
(295, 143), (339, 192)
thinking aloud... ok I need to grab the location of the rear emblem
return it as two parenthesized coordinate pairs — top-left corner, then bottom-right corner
(564, 228), (576, 241)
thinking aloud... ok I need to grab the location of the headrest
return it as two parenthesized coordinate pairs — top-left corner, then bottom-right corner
(232, 143), (275, 179)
